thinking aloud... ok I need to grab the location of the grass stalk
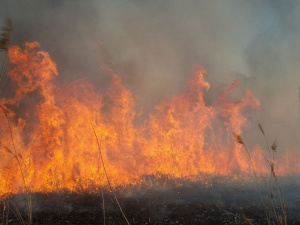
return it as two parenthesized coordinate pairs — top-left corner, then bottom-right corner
(4, 110), (32, 225)
(90, 121), (130, 225)
(234, 133), (271, 225)
(5, 198), (9, 225)
(101, 188), (105, 225)
(95, 130), (106, 225)
(8, 198), (26, 225)
(257, 122), (287, 225)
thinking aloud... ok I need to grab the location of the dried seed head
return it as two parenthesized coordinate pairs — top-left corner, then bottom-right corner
(271, 141), (277, 152)
(233, 133), (244, 145)
(0, 18), (13, 52)
(258, 122), (265, 135)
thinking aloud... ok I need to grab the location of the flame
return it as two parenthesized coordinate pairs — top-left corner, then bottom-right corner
(0, 42), (296, 195)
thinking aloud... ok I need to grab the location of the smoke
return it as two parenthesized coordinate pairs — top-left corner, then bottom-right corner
(1, 0), (300, 149)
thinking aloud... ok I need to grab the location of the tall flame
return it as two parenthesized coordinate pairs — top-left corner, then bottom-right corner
(0, 42), (296, 195)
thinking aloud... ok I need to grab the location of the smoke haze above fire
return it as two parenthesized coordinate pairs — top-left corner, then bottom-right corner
(1, 1), (300, 152)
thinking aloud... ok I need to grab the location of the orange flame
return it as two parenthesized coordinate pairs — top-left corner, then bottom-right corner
(0, 42), (296, 195)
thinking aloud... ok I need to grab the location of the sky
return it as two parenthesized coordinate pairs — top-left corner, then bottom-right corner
(1, 0), (300, 148)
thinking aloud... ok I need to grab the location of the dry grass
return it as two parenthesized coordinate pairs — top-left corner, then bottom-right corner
(233, 132), (270, 224)
(234, 122), (287, 225)
(1, 109), (33, 225)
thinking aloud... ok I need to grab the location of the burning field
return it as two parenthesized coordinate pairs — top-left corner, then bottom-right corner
(0, 41), (266, 193)
(1, 1), (300, 224)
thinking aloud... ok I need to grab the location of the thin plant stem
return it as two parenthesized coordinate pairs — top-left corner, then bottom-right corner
(8, 198), (26, 225)
(258, 123), (287, 225)
(273, 174), (287, 225)
(96, 132), (106, 225)
(4, 111), (32, 225)
(90, 121), (130, 225)
(101, 188), (105, 225)
(262, 177), (279, 224)
(5, 113), (26, 188)
(5, 198), (9, 225)
(238, 137), (271, 225)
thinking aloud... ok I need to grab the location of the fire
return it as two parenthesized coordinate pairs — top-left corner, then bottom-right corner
(0, 42), (296, 195)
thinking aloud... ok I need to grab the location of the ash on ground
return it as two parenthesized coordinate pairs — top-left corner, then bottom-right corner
(2, 176), (300, 225)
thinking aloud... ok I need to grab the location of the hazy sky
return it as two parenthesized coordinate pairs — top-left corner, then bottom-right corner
(1, 0), (300, 146)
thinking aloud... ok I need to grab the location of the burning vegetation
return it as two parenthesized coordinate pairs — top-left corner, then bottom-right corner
(0, 40), (266, 195)
(0, 16), (299, 225)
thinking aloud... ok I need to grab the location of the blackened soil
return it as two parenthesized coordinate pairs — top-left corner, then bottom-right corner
(2, 177), (300, 224)
(31, 205), (271, 225)
(5, 202), (300, 225)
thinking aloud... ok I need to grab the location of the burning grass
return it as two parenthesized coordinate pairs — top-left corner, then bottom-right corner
(0, 19), (299, 224)
(0, 40), (266, 195)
